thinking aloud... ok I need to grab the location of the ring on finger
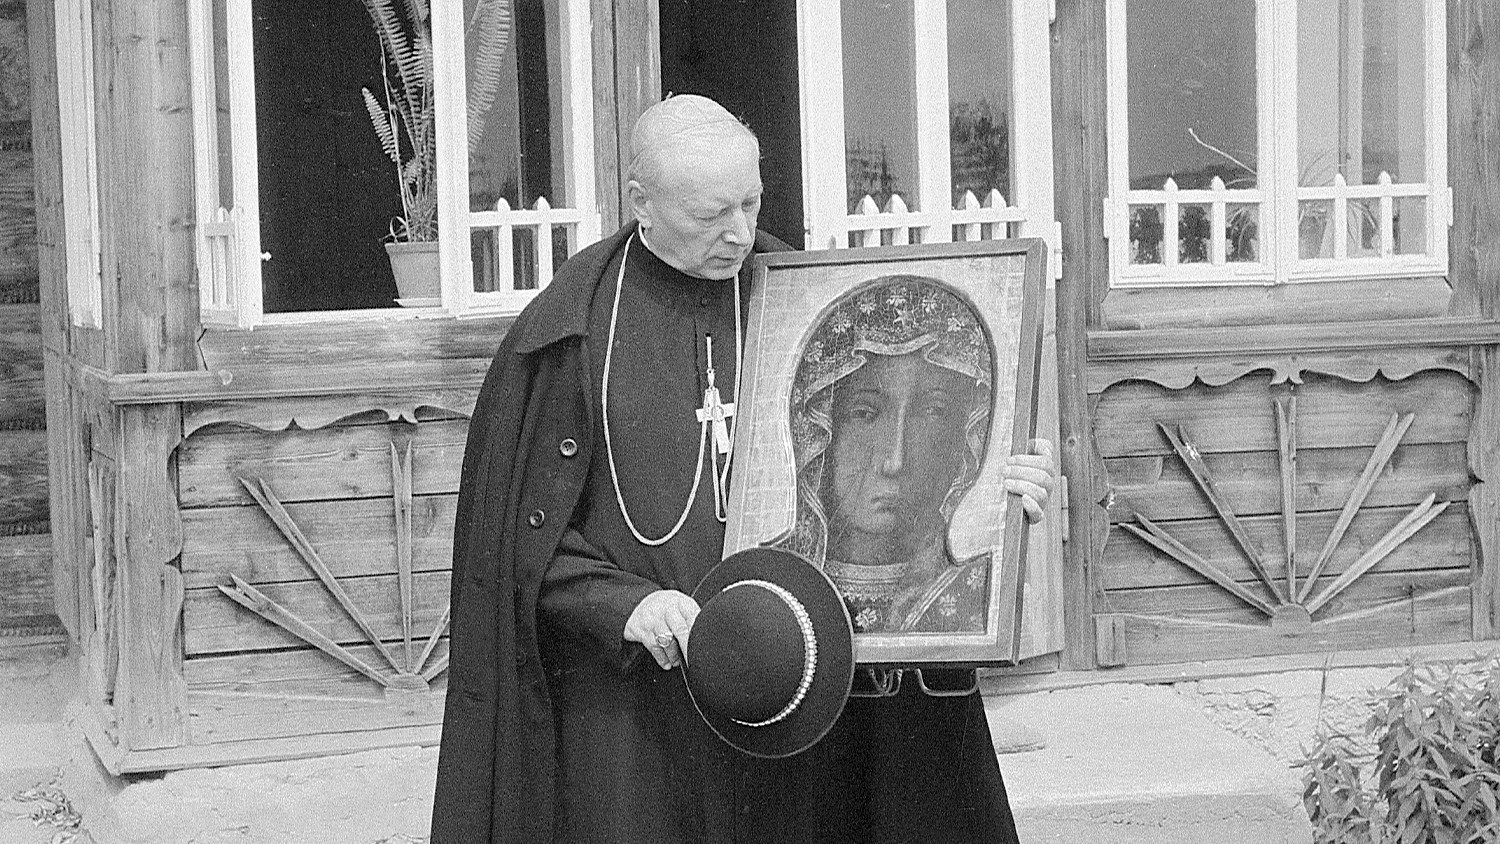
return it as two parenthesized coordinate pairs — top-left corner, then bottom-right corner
(655, 632), (674, 646)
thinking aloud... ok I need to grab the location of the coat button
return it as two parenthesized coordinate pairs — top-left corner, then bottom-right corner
(527, 509), (546, 528)
(558, 437), (578, 458)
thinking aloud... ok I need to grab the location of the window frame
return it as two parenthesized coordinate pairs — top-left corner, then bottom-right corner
(1103, 0), (1451, 290)
(796, 0), (1059, 263)
(188, 0), (601, 328)
(56, 0), (103, 329)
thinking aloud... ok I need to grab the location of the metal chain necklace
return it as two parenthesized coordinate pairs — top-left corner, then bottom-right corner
(600, 231), (743, 547)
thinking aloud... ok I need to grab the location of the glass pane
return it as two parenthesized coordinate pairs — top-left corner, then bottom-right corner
(469, 0), (575, 293)
(843, 0), (919, 212)
(252, 0), (401, 312)
(1226, 203), (1259, 262)
(947, 0), (1013, 206)
(1297, 0), (1425, 186)
(468, 0), (565, 214)
(1348, 199), (1380, 257)
(212, 0), (234, 209)
(1299, 200), (1334, 259)
(1179, 204), (1210, 263)
(1129, 205), (1163, 264)
(1394, 197), (1426, 255)
(1127, 0), (1257, 190)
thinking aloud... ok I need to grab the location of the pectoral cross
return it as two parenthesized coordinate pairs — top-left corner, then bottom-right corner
(696, 335), (735, 455)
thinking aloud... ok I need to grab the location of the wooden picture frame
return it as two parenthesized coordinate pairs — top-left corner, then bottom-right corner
(723, 238), (1047, 666)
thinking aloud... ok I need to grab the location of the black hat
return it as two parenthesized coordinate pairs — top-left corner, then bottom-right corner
(685, 547), (855, 759)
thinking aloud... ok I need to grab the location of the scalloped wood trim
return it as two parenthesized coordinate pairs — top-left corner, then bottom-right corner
(1086, 347), (1478, 394)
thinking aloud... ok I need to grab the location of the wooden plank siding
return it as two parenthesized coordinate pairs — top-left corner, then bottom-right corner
(0, 425), (48, 525)
(169, 411), (462, 747)
(179, 494), (457, 589)
(0, 301), (44, 424)
(1101, 505), (1473, 592)
(177, 418), (466, 508)
(1093, 371), (1475, 459)
(1091, 368), (1477, 666)
(183, 570), (451, 656)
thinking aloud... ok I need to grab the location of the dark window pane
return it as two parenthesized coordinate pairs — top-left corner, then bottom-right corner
(1127, 0), (1258, 191)
(843, 0), (920, 212)
(947, 0), (1013, 206)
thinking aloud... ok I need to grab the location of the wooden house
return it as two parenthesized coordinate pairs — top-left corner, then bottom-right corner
(12, 0), (1499, 773)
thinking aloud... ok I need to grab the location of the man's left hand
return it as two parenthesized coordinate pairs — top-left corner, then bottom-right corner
(1004, 438), (1056, 522)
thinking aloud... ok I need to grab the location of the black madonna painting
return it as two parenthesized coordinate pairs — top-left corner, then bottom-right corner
(724, 240), (1045, 665)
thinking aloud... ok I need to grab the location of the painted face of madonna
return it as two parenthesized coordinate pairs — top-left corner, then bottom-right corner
(823, 352), (975, 565)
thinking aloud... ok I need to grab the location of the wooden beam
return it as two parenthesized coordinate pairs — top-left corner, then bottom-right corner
(88, 358), (490, 405)
(94, 0), (199, 372)
(1052, 0), (1110, 669)
(1298, 413), (1415, 602)
(1449, 0), (1500, 319)
(114, 403), (187, 750)
(1088, 318), (1500, 362)
(1273, 394), (1297, 602)
(1157, 423), (1282, 601)
(1472, 346), (1500, 640)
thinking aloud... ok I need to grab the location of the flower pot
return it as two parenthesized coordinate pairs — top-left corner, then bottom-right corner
(385, 241), (441, 307)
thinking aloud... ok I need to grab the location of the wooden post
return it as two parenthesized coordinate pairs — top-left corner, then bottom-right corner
(1053, 0), (1111, 668)
(114, 402), (187, 750)
(94, 0), (199, 373)
(1453, 0), (1500, 639)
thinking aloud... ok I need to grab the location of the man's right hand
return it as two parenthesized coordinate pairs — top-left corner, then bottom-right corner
(624, 590), (700, 670)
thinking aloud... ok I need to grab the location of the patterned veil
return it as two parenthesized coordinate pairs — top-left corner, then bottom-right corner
(774, 275), (994, 570)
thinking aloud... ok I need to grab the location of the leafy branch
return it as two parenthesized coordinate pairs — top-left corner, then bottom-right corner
(359, 0), (512, 243)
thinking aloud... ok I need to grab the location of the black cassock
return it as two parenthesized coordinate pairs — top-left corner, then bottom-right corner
(536, 233), (1019, 844)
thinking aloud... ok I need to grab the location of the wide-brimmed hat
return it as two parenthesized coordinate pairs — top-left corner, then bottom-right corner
(685, 547), (855, 758)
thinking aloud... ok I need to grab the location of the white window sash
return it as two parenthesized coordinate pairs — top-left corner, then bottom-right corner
(434, 0), (600, 319)
(1105, 0), (1450, 289)
(798, 0), (1057, 262)
(190, 0), (600, 327)
(55, 0), (103, 328)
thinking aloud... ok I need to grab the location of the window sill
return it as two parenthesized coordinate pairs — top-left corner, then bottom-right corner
(1099, 275), (1454, 330)
(198, 310), (517, 370)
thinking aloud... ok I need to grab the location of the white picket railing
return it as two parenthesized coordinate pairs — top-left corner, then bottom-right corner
(1296, 171), (1432, 261)
(198, 206), (250, 326)
(843, 188), (1027, 248)
(467, 196), (602, 301)
(1123, 177), (1266, 270)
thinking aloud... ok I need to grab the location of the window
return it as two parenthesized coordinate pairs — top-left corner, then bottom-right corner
(797, 0), (1058, 256)
(1105, 0), (1449, 288)
(188, 0), (599, 327)
(56, 0), (102, 328)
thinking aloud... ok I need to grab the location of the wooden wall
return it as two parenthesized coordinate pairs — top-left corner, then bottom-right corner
(0, 0), (58, 637)
(1093, 369), (1475, 665)
(170, 403), (466, 751)
(1053, 0), (1500, 670)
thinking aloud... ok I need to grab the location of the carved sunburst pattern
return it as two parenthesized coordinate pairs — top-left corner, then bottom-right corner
(1123, 396), (1450, 629)
(216, 443), (450, 692)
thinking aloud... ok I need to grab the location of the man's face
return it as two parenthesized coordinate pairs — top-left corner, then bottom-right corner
(630, 134), (763, 280)
(825, 352), (975, 551)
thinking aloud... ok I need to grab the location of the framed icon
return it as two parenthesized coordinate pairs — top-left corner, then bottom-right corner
(723, 238), (1047, 666)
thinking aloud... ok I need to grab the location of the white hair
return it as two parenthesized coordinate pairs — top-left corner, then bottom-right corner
(627, 94), (759, 193)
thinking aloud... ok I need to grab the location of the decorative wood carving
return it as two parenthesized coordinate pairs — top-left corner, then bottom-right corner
(114, 404), (189, 750)
(1086, 348), (1478, 396)
(217, 441), (451, 694)
(1119, 400), (1452, 642)
(181, 391), (476, 439)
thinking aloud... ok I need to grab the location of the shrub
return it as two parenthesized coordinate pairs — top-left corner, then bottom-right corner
(1302, 656), (1500, 844)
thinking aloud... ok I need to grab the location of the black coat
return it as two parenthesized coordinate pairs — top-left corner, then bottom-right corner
(431, 224), (790, 843)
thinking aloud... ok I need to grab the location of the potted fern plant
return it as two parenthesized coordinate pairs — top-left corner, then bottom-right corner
(360, 0), (511, 305)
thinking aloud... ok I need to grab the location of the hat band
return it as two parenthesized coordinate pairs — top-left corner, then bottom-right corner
(724, 579), (818, 728)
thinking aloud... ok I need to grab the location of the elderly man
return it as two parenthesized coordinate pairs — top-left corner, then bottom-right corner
(432, 94), (1051, 843)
